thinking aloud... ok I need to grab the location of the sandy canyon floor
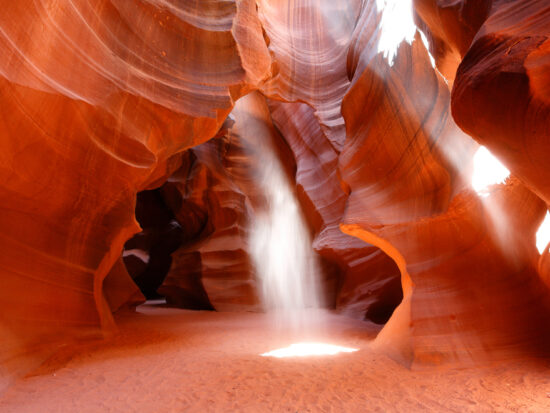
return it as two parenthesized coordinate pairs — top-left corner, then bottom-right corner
(2, 303), (550, 412)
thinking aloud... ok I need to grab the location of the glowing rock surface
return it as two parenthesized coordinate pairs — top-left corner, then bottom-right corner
(0, 0), (271, 371)
(1, 0), (550, 385)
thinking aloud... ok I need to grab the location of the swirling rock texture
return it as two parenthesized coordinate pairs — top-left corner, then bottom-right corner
(339, 0), (550, 366)
(413, 0), (493, 83)
(155, 91), (302, 311)
(258, 0), (403, 322)
(0, 0), (271, 383)
(157, 102), (265, 312)
(2, 0), (550, 386)
(257, 0), (361, 149)
(268, 100), (403, 322)
(452, 0), (550, 205)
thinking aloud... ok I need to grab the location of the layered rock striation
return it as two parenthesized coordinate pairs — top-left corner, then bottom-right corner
(1, 0), (550, 379)
(0, 0), (271, 375)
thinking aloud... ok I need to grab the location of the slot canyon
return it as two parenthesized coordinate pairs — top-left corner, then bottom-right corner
(1, 0), (550, 411)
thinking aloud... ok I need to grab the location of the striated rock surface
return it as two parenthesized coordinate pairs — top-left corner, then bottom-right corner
(2, 0), (550, 381)
(159, 135), (261, 311)
(413, 0), (492, 82)
(0, 0), (271, 351)
(269, 100), (402, 322)
(452, 0), (550, 204)
(258, 0), (404, 321)
(258, 0), (361, 149)
(159, 92), (302, 311)
(339, 1), (550, 365)
(343, 177), (550, 366)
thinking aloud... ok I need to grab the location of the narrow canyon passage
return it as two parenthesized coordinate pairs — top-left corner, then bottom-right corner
(2, 0), (550, 411)
(2, 304), (550, 413)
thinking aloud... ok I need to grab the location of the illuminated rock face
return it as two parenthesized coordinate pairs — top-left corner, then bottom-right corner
(452, 0), (550, 205)
(1, 0), (550, 374)
(0, 0), (271, 348)
(337, 0), (550, 365)
(158, 97), (270, 312)
(268, 100), (402, 322)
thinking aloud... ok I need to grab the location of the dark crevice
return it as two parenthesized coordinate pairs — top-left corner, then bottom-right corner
(123, 189), (183, 300)
(364, 275), (403, 325)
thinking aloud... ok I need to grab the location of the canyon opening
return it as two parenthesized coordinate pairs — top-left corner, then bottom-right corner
(1, 1), (550, 412)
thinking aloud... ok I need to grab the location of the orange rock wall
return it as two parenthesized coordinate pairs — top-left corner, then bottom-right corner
(0, 0), (271, 347)
(1, 0), (550, 376)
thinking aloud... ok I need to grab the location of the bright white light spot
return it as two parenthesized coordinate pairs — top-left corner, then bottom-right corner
(249, 148), (321, 324)
(536, 211), (550, 255)
(261, 342), (358, 358)
(376, 0), (417, 65)
(472, 146), (510, 197)
(419, 30), (436, 68)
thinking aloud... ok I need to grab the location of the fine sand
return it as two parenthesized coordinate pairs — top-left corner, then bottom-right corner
(1, 302), (550, 412)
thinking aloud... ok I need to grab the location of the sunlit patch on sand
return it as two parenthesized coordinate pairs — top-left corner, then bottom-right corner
(261, 342), (358, 358)
(472, 146), (510, 197)
(536, 211), (550, 254)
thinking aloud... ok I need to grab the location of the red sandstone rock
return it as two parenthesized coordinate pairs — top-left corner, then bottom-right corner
(413, 0), (492, 82)
(160, 92), (301, 311)
(539, 244), (550, 288)
(340, 9), (550, 364)
(0, 0), (271, 347)
(343, 179), (550, 366)
(103, 257), (145, 313)
(257, 1), (406, 320)
(257, 0), (361, 149)
(159, 137), (261, 311)
(452, 0), (550, 204)
(268, 100), (402, 321)
(2, 0), (550, 382)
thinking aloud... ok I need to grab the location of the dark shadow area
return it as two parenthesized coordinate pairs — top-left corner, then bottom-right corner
(364, 275), (403, 325)
(123, 189), (183, 299)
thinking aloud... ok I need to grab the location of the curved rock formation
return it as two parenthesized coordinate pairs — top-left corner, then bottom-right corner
(122, 189), (184, 299)
(159, 134), (261, 311)
(0, 0), (270, 346)
(342, 174), (550, 365)
(2, 0), (550, 385)
(268, 100), (402, 322)
(413, 0), (492, 82)
(340, 2), (550, 365)
(257, 1), (404, 321)
(452, 0), (550, 205)
(258, 0), (361, 149)
(159, 92), (302, 311)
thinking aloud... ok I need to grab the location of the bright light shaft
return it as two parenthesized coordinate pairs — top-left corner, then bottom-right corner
(248, 129), (321, 331)
(376, 0), (416, 65)
(250, 155), (320, 314)
(261, 342), (358, 358)
(537, 211), (550, 255)
(472, 146), (510, 196)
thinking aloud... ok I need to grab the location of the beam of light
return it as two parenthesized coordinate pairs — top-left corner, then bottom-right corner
(260, 342), (358, 358)
(248, 137), (321, 328)
(472, 146), (510, 197)
(418, 30), (436, 69)
(376, 0), (416, 66)
(537, 211), (550, 255)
